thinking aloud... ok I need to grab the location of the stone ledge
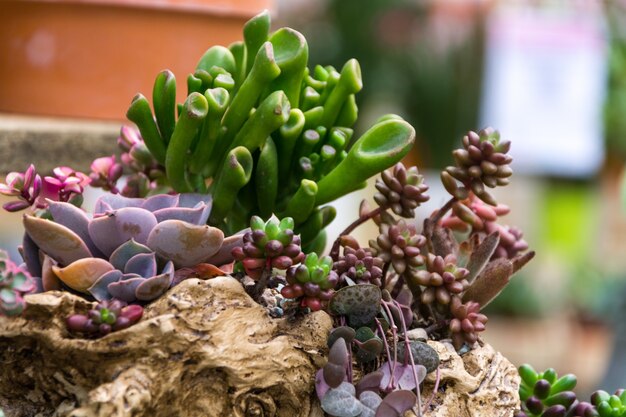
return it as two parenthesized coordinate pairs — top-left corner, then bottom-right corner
(0, 113), (122, 173)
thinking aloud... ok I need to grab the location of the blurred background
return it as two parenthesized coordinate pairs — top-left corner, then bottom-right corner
(2, 0), (626, 396)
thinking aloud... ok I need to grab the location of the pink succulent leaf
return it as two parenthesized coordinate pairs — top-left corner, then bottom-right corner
(3, 200), (31, 212)
(120, 304), (143, 322)
(140, 194), (179, 212)
(107, 277), (143, 302)
(134, 272), (172, 301)
(0, 183), (21, 197)
(47, 200), (103, 257)
(88, 207), (157, 257)
(94, 194), (144, 215)
(374, 390), (416, 417)
(315, 368), (332, 400)
(22, 234), (42, 277)
(152, 205), (211, 225)
(124, 252), (157, 277)
(109, 240), (152, 271)
(5, 172), (24, 189)
(88, 270), (123, 301)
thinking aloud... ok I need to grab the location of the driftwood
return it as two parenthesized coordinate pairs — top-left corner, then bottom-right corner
(0, 277), (332, 417)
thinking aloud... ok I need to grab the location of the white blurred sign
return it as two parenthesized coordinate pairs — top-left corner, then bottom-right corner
(481, 3), (607, 177)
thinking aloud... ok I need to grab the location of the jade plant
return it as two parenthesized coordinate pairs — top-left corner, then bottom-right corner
(516, 364), (626, 417)
(88, 10), (415, 252)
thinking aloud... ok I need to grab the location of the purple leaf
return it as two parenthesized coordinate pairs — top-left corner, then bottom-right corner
(135, 272), (172, 301)
(107, 277), (143, 302)
(109, 239), (152, 271)
(3, 200), (31, 212)
(140, 194), (179, 212)
(88, 207), (157, 257)
(375, 390), (416, 417)
(177, 193), (211, 209)
(359, 391), (383, 417)
(315, 368), (331, 400)
(94, 194), (143, 214)
(146, 220), (224, 268)
(88, 270), (123, 301)
(21, 233), (42, 277)
(379, 362), (426, 391)
(23, 215), (92, 266)
(205, 232), (245, 266)
(324, 338), (349, 388)
(47, 200), (104, 258)
(124, 252), (157, 277)
(356, 371), (384, 397)
(321, 382), (362, 417)
(152, 204), (210, 225)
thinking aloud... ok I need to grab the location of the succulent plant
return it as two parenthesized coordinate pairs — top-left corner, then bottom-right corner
(231, 216), (304, 280)
(448, 297), (487, 350)
(441, 127), (512, 206)
(369, 219), (425, 275)
(66, 299), (144, 337)
(89, 155), (123, 194)
(374, 162), (430, 218)
(441, 195), (528, 260)
(0, 249), (36, 316)
(21, 193), (239, 302)
(0, 164), (41, 212)
(409, 254), (469, 305)
(281, 253), (339, 311)
(333, 236), (384, 286)
(83, 10), (417, 251)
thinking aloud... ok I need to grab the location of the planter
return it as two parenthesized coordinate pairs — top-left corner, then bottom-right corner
(0, 0), (271, 121)
(0, 274), (520, 417)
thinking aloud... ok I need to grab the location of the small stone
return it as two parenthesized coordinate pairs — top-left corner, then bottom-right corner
(396, 341), (440, 373)
(406, 328), (428, 341)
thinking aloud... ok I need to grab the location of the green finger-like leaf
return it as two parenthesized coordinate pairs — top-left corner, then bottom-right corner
(165, 92), (209, 192)
(209, 146), (253, 225)
(280, 179), (317, 224)
(321, 59), (362, 128)
(196, 45), (236, 76)
(336, 94), (358, 128)
(229, 41), (246, 91)
(126, 93), (167, 165)
(256, 137), (278, 218)
(315, 119), (415, 205)
(189, 87), (230, 175)
(277, 108), (305, 182)
(153, 70), (176, 144)
(268, 27), (309, 105)
(243, 9), (271, 76)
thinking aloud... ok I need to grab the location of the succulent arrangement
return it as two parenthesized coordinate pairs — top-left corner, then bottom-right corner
(0, 8), (619, 417)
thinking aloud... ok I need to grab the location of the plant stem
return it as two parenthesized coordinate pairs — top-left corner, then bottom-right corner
(393, 299), (422, 417)
(249, 265), (271, 303)
(424, 319), (450, 336)
(429, 197), (456, 225)
(421, 366), (440, 415)
(375, 318), (395, 391)
(329, 205), (385, 261)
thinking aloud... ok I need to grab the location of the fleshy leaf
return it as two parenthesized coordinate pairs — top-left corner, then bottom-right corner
(135, 271), (172, 301)
(205, 232), (245, 266)
(23, 215), (92, 267)
(327, 326), (356, 348)
(88, 269), (123, 301)
(462, 258), (513, 307)
(356, 371), (384, 397)
(152, 204), (211, 225)
(375, 390), (416, 417)
(41, 254), (62, 291)
(355, 338), (383, 363)
(124, 252), (157, 277)
(146, 220), (224, 268)
(52, 258), (114, 292)
(94, 194), (143, 214)
(359, 391), (383, 417)
(109, 239), (153, 271)
(321, 382), (362, 417)
(465, 232), (500, 284)
(21, 233), (42, 277)
(107, 277), (144, 302)
(324, 337), (349, 388)
(47, 200), (104, 258)
(379, 361), (426, 391)
(140, 194), (179, 212)
(315, 368), (331, 400)
(88, 207), (158, 257)
(329, 284), (381, 327)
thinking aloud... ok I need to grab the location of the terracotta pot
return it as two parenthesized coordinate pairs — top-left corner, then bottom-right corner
(0, 0), (272, 121)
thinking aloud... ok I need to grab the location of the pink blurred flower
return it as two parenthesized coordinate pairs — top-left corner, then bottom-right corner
(0, 164), (42, 212)
(89, 155), (123, 194)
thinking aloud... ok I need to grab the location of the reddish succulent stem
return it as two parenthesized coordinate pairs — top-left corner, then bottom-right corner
(380, 301), (399, 391)
(375, 318), (395, 391)
(330, 206), (386, 261)
(429, 197), (456, 225)
(424, 319), (450, 336)
(250, 265), (272, 302)
(392, 299), (422, 416)
(422, 366), (440, 414)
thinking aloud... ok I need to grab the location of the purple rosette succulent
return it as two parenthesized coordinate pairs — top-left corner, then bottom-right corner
(21, 193), (241, 303)
(0, 250), (36, 316)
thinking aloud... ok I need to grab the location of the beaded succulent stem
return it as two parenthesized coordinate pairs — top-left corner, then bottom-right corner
(330, 205), (386, 261)
(428, 197), (457, 227)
